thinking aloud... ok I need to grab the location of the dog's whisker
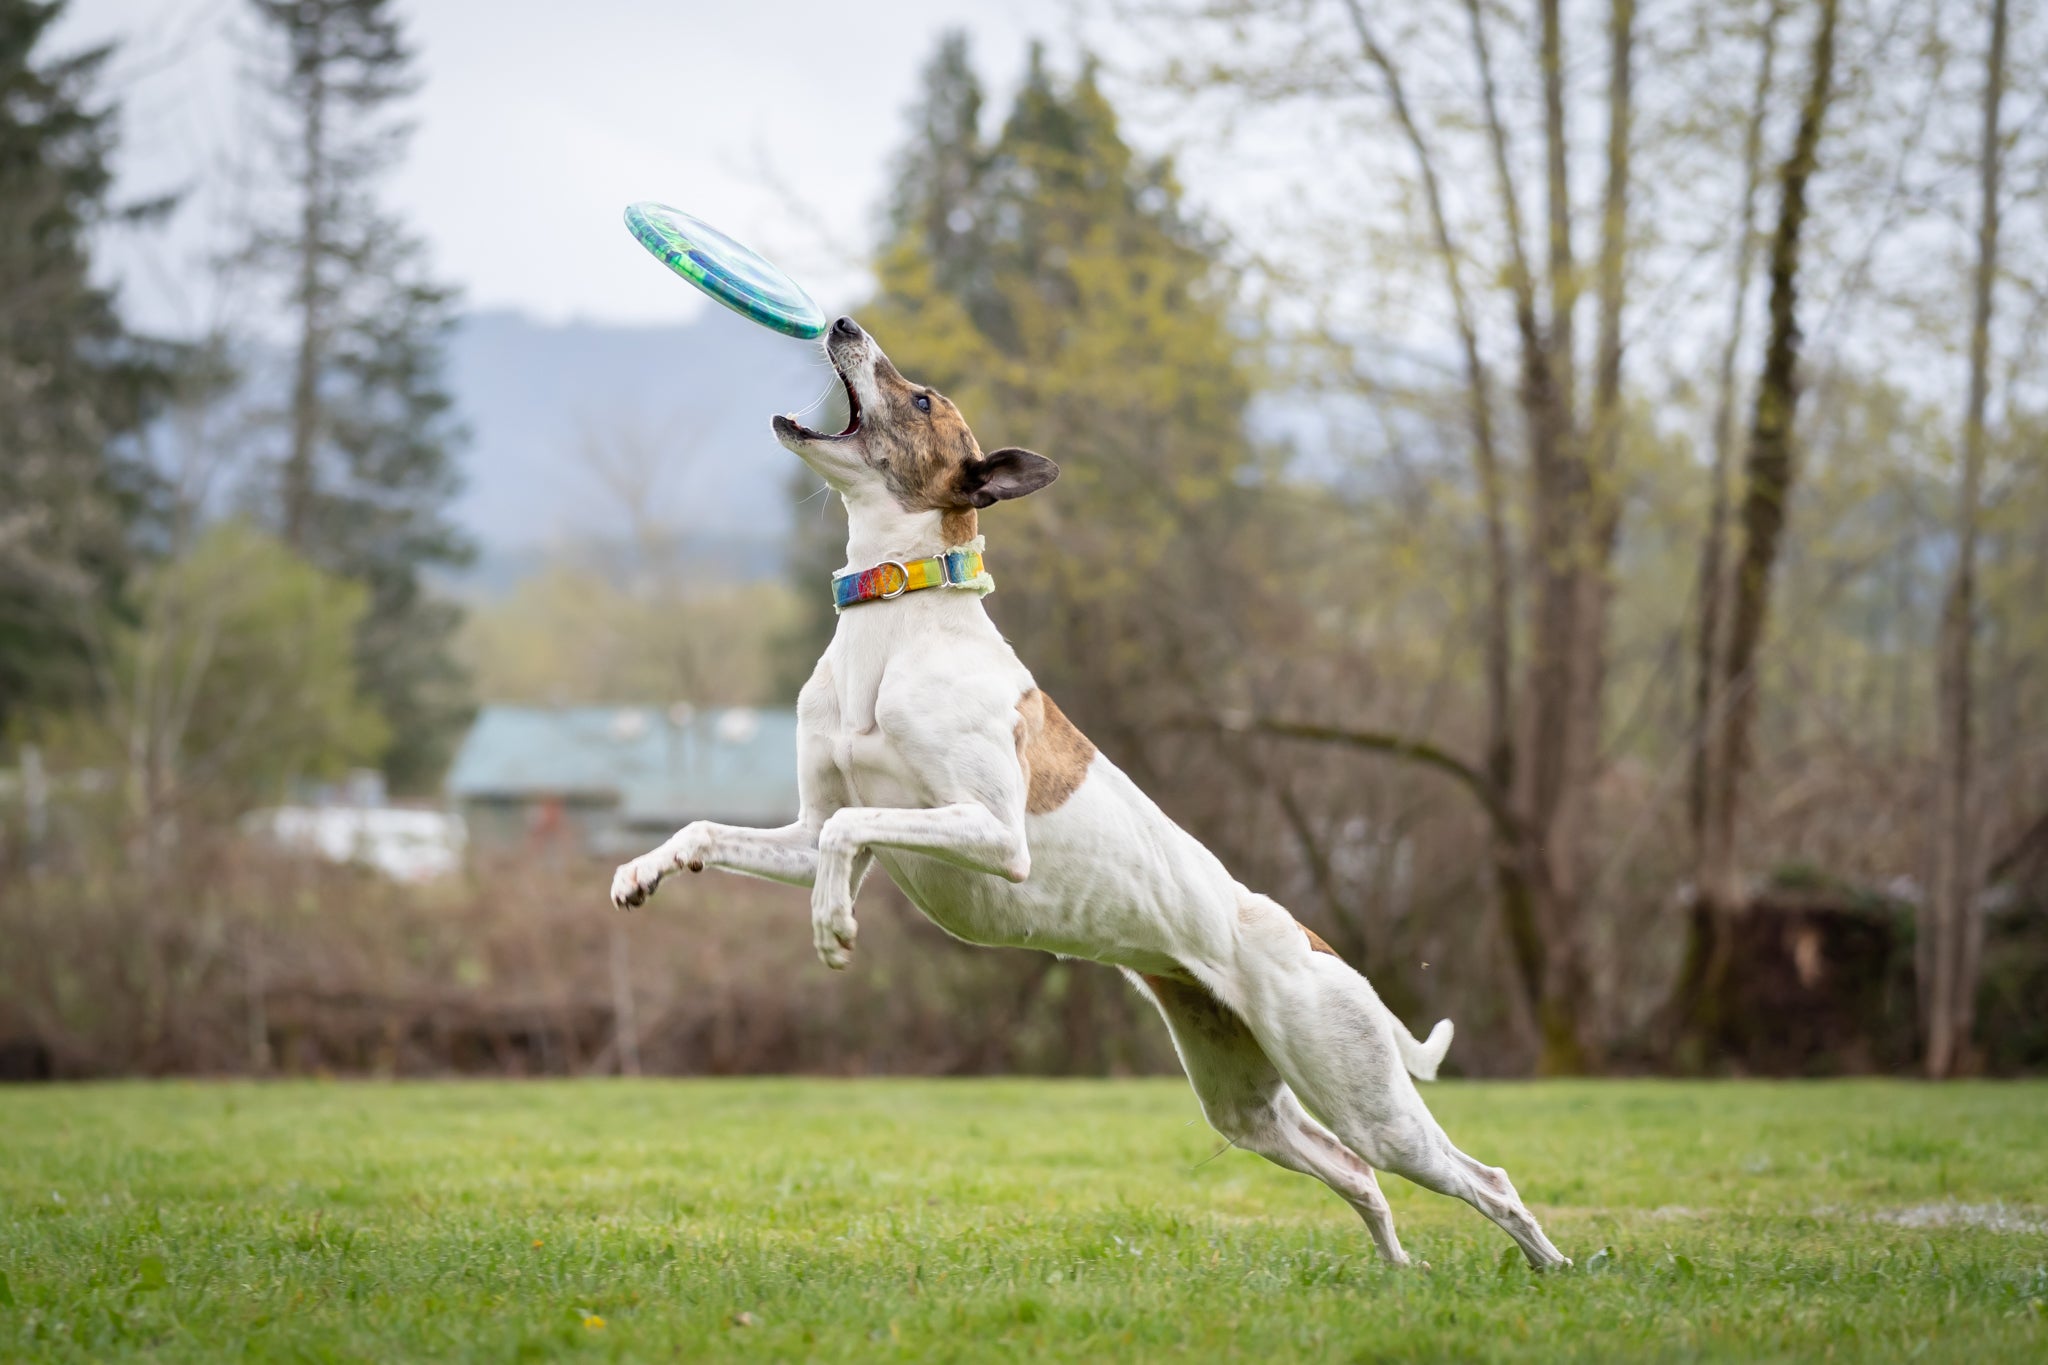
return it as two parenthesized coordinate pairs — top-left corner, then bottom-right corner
(791, 376), (840, 419)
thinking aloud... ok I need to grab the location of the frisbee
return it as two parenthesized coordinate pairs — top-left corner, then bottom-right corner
(623, 201), (826, 340)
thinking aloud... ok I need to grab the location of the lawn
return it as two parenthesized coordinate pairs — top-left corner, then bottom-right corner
(2, 1080), (2044, 1362)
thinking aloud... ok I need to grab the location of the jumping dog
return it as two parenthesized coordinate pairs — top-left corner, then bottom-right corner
(610, 316), (1569, 1269)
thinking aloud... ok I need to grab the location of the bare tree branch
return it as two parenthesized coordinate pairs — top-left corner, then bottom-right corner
(1338, 0), (1516, 793)
(1165, 711), (1522, 847)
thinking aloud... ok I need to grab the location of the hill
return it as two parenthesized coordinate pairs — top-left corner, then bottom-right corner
(443, 309), (844, 590)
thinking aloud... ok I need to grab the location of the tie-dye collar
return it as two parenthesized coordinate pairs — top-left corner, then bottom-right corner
(832, 537), (994, 612)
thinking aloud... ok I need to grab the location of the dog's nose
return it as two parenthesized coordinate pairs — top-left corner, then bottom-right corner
(832, 316), (862, 340)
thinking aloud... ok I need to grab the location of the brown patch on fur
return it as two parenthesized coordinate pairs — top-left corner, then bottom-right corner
(849, 344), (1052, 519)
(861, 359), (985, 517)
(1299, 922), (1341, 958)
(939, 506), (979, 546)
(1013, 689), (1096, 814)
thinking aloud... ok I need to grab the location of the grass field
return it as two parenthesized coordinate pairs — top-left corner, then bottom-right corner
(3, 1080), (2044, 1361)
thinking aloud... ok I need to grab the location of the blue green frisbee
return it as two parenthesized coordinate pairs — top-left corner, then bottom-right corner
(623, 202), (826, 340)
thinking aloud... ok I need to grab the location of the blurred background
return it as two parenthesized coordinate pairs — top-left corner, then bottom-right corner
(3, 0), (2043, 1083)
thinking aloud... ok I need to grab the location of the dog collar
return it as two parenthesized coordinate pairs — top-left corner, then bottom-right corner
(832, 538), (994, 612)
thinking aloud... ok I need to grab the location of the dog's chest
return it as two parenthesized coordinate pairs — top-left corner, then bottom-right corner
(829, 722), (928, 809)
(817, 615), (995, 811)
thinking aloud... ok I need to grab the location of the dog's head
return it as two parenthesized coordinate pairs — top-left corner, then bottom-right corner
(773, 317), (1057, 532)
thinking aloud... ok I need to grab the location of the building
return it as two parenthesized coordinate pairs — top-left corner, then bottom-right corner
(245, 804), (467, 882)
(445, 705), (799, 856)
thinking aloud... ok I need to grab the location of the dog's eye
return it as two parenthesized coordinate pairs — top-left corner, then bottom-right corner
(914, 394), (931, 413)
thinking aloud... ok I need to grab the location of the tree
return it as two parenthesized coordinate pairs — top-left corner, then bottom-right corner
(242, 0), (470, 790)
(34, 521), (386, 832)
(1674, 0), (1842, 1051)
(0, 0), (168, 730)
(885, 31), (990, 314)
(779, 8), (2048, 1076)
(827, 36), (1274, 1069)
(794, 37), (1265, 732)
(460, 565), (799, 710)
(1138, 0), (1647, 1070)
(775, 37), (986, 687)
(1924, 0), (2009, 1079)
(1689, 0), (1786, 888)
(867, 43), (1261, 736)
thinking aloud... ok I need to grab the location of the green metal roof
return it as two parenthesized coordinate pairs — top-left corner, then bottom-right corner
(446, 705), (798, 825)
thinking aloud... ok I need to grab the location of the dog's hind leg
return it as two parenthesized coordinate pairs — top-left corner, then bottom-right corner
(1221, 899), (1569, 1269)
(1132, 970), (1412, 1265)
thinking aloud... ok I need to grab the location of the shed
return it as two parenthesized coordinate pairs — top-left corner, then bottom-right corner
(445, 705), (798, 854)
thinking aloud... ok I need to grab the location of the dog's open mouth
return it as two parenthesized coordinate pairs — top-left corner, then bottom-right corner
(783, 352), (862, 440)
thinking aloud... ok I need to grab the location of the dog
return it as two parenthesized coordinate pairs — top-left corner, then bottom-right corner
(610, 316), (1569, 1270)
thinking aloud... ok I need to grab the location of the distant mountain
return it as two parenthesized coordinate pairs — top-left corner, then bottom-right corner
(434, 311), (1384, 596)
(443, 310), (846, 590)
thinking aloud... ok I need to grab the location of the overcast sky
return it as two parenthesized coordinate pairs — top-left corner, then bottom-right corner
(54, 0), (1085, 333)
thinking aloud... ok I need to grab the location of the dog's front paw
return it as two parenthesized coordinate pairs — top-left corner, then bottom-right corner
(811, 895), (858, 970)
(610, 856), (664, 910)
(811, 821), (861, 968)
(609, 827), (715, 909)
(812, 908), (857, 969)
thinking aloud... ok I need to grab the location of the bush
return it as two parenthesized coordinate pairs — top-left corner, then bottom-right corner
(0, 838), (1179, 1080)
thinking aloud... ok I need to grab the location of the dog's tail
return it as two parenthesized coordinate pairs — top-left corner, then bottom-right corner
(1392, 1015), (1454, 1081)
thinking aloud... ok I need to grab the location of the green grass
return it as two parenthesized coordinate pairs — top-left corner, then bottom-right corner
(3, 1080), (2044, 1361)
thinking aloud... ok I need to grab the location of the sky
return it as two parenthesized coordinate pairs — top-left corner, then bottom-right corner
(53, 0), (1081, 334)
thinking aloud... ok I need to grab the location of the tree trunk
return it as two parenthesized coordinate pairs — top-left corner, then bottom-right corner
(1669, 0), (1785, 1058)
(1924, 0), (2005, 1080)
(1501, 0), (1618, 1076)
(1455, 2), (1520, 808)
(283, 24), (329, 550)
(1343, 0), (1535, 1041)
(1566, 0), (1636, 1005)
(1338, 0), (1638, 1073)
(1688, 0), (1841, 1051)
(1691, 0), (1785, 836)
(1589, 0), (1633, 475)
(1515, 0), (1583, 920)
(1343, 0), (1514, 799)
(1461, 0), (1578, 1062)
(1538, 0), (1576, 408)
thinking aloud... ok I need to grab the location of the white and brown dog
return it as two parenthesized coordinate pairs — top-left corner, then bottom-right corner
(610, 316), (1568, 1269)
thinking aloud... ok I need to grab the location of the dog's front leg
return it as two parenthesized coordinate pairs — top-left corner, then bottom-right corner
(810, 803), (1027, 968)
(611, 820), (821, 908)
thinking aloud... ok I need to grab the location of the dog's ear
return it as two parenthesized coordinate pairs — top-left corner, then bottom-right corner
(955, 447), (1058, 508)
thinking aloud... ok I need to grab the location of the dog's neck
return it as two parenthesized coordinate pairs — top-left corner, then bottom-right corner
(838, 489), (980, 573)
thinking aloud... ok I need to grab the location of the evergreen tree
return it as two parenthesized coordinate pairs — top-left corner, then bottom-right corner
(801, 37), (1275, 1064)
(862, 41), (1261, 722)
(777, 34), (989, 682)
(884, 32), (991, 315)
(243, 0), (470, 790)
(0, 0), (167, 730)
(784, 37), (1261, 702)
